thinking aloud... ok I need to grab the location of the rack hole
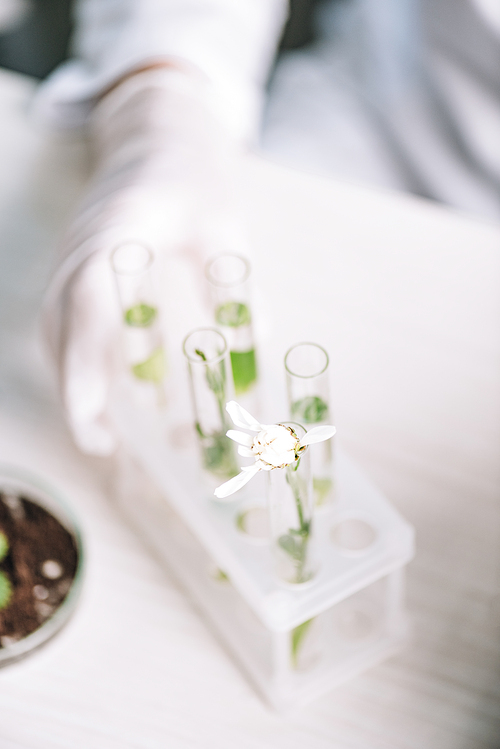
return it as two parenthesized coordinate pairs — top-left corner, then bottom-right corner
(331, 518), (377, 553)
(236, 507), (270, 542)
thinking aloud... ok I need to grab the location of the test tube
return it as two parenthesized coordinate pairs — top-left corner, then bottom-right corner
(183, 327), (238, 492)
(205, 254), (258, 402)
(111, 241), (167, 404)
(266, 422), (317, 585)
(285, 343), (335, 509)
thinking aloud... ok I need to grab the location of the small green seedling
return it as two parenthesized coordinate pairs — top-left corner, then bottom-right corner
(0, 531), (12, 610)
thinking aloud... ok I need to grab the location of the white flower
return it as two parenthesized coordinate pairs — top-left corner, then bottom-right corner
(252, 424), (298, 468)
(214, 401), (336, 499)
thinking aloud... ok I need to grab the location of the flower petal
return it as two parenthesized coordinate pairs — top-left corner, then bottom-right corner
(214, 463), (261, 499)
(226, 430), (253, 447)
(238, 446), (254, 457)
(299, 425), (336, 447)
(226, 401), (262, 431)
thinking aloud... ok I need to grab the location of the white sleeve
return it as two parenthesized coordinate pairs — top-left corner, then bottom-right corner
(34, 0), (288, 141)
(470, 0), (500, 35)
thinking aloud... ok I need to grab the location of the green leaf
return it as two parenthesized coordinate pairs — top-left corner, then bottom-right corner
(0, 571), (12, 611)
(236, 512), (246, 533)
(291, 395), (329, 424)
(289, 521), (310, 537)
(0, 531), (8, 563)
(131, 347), (166, 382)
(194, 350), (225, 399)
(201, 431), (238, 479)
(215, 301), (251, 328)
(230, 349), (257, 395)
(124, 303), (157, 327)
(213, 568), (230, 583)
(313, 477), (333, 506)
(291, 618), (314, 667)
(278, 533), (304, 562)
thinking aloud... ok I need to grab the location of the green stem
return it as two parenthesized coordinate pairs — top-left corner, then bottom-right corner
(287, 463), (308, 534)
(293, 479), (306, 531)
(194, 349), (236, 478)
(281, 464), (311, 583)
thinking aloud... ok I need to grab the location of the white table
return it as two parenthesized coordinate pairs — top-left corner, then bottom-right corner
(0, 67), (499, 748)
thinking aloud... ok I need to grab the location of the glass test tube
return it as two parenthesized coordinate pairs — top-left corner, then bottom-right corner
(111, 242), (167, 404)
(266, 423), (317, 586)
(183, 328), (238, 491)
(285, 343), (335, 509)
(205, 254), (258, 401)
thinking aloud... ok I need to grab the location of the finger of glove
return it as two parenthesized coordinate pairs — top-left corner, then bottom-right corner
(65, 180), (199, 264)
(62, 255), (120, 455)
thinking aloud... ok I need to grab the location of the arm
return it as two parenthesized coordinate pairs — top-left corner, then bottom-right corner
(36, 0), (288, 142)
(40, 0), (288, 455)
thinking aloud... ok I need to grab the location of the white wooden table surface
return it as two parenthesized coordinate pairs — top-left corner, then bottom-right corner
(0, 67), (499, 749)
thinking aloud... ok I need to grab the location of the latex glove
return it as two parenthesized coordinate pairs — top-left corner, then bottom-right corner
(43, 66), (240, 455)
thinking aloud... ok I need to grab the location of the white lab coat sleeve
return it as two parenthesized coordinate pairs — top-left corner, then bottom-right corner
(34, 0), (289, 142)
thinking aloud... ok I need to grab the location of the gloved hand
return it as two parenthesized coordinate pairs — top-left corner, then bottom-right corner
(42, 65), (240, 455)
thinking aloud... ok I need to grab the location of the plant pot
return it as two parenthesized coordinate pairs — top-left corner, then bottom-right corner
(0, 465), (84, 667)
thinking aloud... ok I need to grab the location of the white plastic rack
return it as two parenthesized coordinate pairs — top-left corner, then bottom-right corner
(110, 380), (414, 710)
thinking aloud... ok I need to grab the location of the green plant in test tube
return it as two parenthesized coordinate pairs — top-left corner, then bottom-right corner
(276, 453), (315, 585)
(214, 402), (335, 667)
(206, 254), (258, 397)
(214, 406), (334, 584)
(285, 343), (335, 508)
(111, 242), (167, 399)
(183, 328), (238, 487)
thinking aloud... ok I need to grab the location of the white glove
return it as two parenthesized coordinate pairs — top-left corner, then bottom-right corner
(43, 66), (240, 455)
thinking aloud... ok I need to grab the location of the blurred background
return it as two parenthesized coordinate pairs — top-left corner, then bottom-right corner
(0, 0), (315, 79)
(0, 0), (72, 79)
(1, 0), (498, 222)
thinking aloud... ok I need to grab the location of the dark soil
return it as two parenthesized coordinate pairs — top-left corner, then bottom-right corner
(0, 492), (78, 647)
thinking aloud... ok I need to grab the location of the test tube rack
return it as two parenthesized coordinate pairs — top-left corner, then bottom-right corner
(110, 379), (414, 711)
